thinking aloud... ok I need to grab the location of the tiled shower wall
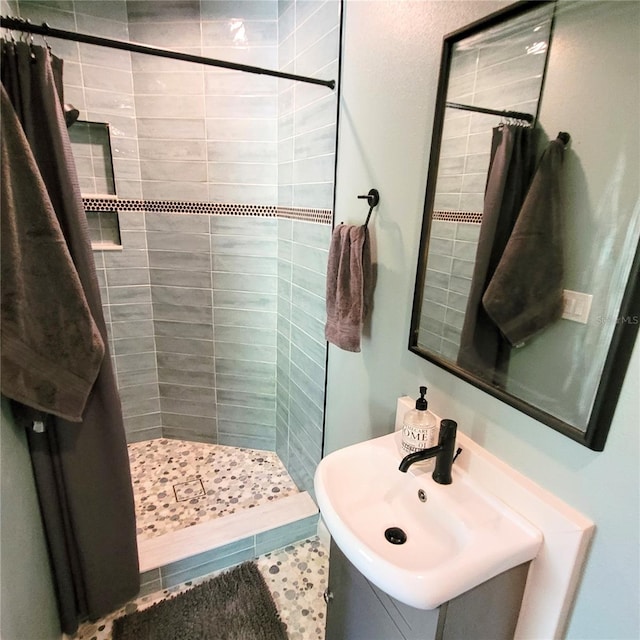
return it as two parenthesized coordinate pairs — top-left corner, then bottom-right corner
(278, 0), (340, 209)
(127, 0), (279, 204)
(95, 211), (281, 449)
(276, 1), (339, 495)
(96, 206), (330, 499)
(10, 1), (339, 497)
(95, 213), (160, 437)
(276, 218), (330, 496)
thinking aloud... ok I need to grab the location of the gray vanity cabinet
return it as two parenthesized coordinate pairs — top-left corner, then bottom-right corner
(324, 540), (529, 640)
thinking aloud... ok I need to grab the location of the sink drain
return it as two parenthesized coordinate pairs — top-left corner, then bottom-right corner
(384, 527), (407, 545)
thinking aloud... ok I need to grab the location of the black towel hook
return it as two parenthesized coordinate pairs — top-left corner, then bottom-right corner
(358, 188), (380, 228)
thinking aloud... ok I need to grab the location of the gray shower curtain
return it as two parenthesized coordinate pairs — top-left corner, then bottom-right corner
(457, 124), (537, 386)
(0, 41), (139, 634)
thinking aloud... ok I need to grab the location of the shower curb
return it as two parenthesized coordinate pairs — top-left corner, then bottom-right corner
(137, 492), (319, 594)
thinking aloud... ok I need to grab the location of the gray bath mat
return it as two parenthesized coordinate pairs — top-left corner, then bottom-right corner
(112, 561), (288, 640)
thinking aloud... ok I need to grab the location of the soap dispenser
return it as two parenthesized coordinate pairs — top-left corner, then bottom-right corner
(401, 386), (438, 457)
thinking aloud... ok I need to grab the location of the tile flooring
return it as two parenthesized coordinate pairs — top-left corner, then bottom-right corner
(129, 438), (299, 540)
(73, 536), (328, 640)
(71, 438), (327, 639)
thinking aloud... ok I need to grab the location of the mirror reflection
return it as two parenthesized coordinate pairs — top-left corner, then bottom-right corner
(410, 1), (640, 449)
(417, 3), (554, 362)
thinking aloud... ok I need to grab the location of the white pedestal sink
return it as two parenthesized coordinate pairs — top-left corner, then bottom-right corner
(316, 397), (595, 639)
(315, 430), (542, 610)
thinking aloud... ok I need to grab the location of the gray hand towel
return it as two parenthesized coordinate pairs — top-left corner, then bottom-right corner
(1, 85), (105, 421)
(325, 224), (373, 352)
(482, 135), (566, 345)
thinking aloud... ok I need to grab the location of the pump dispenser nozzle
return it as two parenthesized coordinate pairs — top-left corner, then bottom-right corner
(416, 386), (428, 410)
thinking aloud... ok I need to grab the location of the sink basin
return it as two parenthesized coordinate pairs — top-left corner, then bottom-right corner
(315, 431), (542, 610)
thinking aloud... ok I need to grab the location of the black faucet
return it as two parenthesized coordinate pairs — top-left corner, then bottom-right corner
(398, 419), (458, 484)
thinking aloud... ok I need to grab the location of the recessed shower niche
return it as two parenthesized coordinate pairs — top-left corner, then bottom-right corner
(69, 120), (121, 250)
(68, 120), (116, 196)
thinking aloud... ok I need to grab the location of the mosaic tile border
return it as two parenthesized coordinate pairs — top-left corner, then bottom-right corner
(82, 197), (332, 224)
(277, 206), (332, 225)
(433, 209), (483, 224)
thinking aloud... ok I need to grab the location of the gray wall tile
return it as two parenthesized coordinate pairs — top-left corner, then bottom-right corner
(214, 291), (276, 313)
(215, 342), (276, 363)
(152, 285), (212, 308)
(154, 320), (213, 340)
(161, 397), (216, 419)
(159, 383), (215, 403)
(254, 513), (318, 556)
(216, 374), (276, 396)
(213, 255), (277, 276)
(214, 325), (275, 346)
(217, 428), (275, 451)
(137, 118), (206, 140)
(215, 309), (277, 334)
(216, 389), (275, 411)
(155, 336), (214, 357)
(149, 268), (211, 289)
(158, 368), (215, 388)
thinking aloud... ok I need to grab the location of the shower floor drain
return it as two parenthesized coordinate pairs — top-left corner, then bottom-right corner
(173, 479), (206, 502)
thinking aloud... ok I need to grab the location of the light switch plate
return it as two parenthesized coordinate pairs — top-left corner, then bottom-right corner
(562, 289), (593, 324)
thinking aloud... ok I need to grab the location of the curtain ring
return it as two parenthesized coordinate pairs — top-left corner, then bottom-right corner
(29, 32), (37, 61)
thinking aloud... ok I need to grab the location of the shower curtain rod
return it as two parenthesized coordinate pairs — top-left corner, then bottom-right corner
(0, 16), (336, 90)
(446, 101), (534, 124)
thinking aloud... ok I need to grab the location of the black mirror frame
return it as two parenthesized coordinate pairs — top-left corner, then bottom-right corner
(408, 0), (640, 451)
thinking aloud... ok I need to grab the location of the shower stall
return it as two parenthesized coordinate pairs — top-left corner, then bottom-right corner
(6, 0), (340, 591)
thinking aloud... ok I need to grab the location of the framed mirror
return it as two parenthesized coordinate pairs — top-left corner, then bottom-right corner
(409, 0), (640, 451)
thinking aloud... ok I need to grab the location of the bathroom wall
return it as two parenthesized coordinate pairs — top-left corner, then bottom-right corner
(12, 0), (160, 439)
(326, 1), (639, 638)
(0, 401), (60, 640)
(14, 0), (141, 198)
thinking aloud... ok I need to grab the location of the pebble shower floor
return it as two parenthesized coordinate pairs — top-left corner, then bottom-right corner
(71, 438), (329, 639)
(128, 438), (300, 540)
